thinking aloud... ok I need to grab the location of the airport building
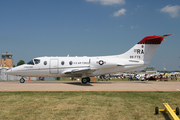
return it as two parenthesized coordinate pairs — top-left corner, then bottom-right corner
(0, 52), (13, 68)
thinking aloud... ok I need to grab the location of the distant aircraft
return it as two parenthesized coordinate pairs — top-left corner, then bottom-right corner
(6, 34), (172, 84)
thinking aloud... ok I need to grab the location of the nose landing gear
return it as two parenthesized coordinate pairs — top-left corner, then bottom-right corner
(20, 78), (25, 83)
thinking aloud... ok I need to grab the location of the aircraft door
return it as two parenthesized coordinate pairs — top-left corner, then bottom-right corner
(50, 59), (59, 74)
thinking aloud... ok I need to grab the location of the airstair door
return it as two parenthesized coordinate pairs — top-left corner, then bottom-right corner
(50, 59), (59, 74)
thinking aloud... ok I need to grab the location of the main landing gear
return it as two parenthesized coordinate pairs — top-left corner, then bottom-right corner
(20, 78), (25, 83)
(81, 77), (90, 84)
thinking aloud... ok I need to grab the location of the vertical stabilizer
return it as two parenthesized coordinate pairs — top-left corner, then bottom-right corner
(119, 34), (172, 62)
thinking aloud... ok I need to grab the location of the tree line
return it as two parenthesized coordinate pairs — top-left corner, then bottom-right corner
(14, 60), (25, 67)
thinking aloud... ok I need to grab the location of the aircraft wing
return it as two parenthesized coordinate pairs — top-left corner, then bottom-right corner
(117, 63), (125, 66)
(63, 67), (97, 75)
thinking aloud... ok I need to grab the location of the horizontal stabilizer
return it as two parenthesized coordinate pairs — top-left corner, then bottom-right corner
(138, 34), (173, 44)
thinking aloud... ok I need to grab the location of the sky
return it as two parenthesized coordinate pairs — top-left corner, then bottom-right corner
(0, 0), (180, 71)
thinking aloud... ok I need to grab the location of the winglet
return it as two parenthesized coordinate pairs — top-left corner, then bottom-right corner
(138, 34), (173, 44)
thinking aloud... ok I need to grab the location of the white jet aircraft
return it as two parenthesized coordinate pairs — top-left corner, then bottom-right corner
(6, 34), (172, 84)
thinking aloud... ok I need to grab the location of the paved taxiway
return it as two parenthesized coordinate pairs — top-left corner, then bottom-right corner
(0, 81), (180, 91)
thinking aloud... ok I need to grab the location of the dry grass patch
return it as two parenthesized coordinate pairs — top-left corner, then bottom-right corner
(0, 91), (180, 120)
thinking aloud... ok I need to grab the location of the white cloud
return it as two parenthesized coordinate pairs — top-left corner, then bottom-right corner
(113, 8), (126, 17)
(131, 26), (134, 29)
(86, 0), (125, 6)
(160, 5), (180, 18)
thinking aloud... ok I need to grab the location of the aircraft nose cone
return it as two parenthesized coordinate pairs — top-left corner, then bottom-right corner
(6, 68), (12, 75)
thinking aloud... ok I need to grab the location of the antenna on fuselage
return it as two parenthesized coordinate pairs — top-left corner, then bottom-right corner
(67, 54), (69, 57)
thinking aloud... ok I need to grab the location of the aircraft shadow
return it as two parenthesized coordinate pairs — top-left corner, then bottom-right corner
(90, 81), (112, 84)
(131, 81), (152, 84)
(65, 81), (112, 86)
(65, 82), (93, 86)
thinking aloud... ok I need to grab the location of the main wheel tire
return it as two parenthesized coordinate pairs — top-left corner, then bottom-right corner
(155, 107), (159, 114)
(82, 78), (88, 84)
(20, 78), (25, 83)
(176, 107), (179, 115)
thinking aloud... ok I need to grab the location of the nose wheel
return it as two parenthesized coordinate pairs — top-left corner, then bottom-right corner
(20, 78), (25, 83)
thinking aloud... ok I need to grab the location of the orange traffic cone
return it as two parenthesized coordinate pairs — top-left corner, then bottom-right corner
(93, 77), (95, 81)
(29, 77), (31, 81)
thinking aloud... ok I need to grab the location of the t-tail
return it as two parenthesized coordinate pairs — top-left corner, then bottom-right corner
(119, 34), (173, 63)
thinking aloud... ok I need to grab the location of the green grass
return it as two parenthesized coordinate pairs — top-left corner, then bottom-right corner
(0, 91), (180, 120)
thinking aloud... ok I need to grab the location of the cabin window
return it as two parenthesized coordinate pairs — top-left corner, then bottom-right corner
(61, 61), (65, 65)
(27, 60), (34, 65)
(44, 61), (47, 65)
(69, 61), (73, 65)
(34, 59), (40, 64)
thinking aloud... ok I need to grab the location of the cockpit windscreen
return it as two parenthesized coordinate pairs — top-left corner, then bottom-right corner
(34, 59), (40, 64)
(27, 59), (40, 65)
(27, 60), (34, 65)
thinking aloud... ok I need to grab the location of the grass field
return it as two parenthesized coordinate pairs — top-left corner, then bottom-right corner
(0, 91), (180, 120)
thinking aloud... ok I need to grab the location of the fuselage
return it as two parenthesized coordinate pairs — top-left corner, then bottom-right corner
(6, 55), (147, 77)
